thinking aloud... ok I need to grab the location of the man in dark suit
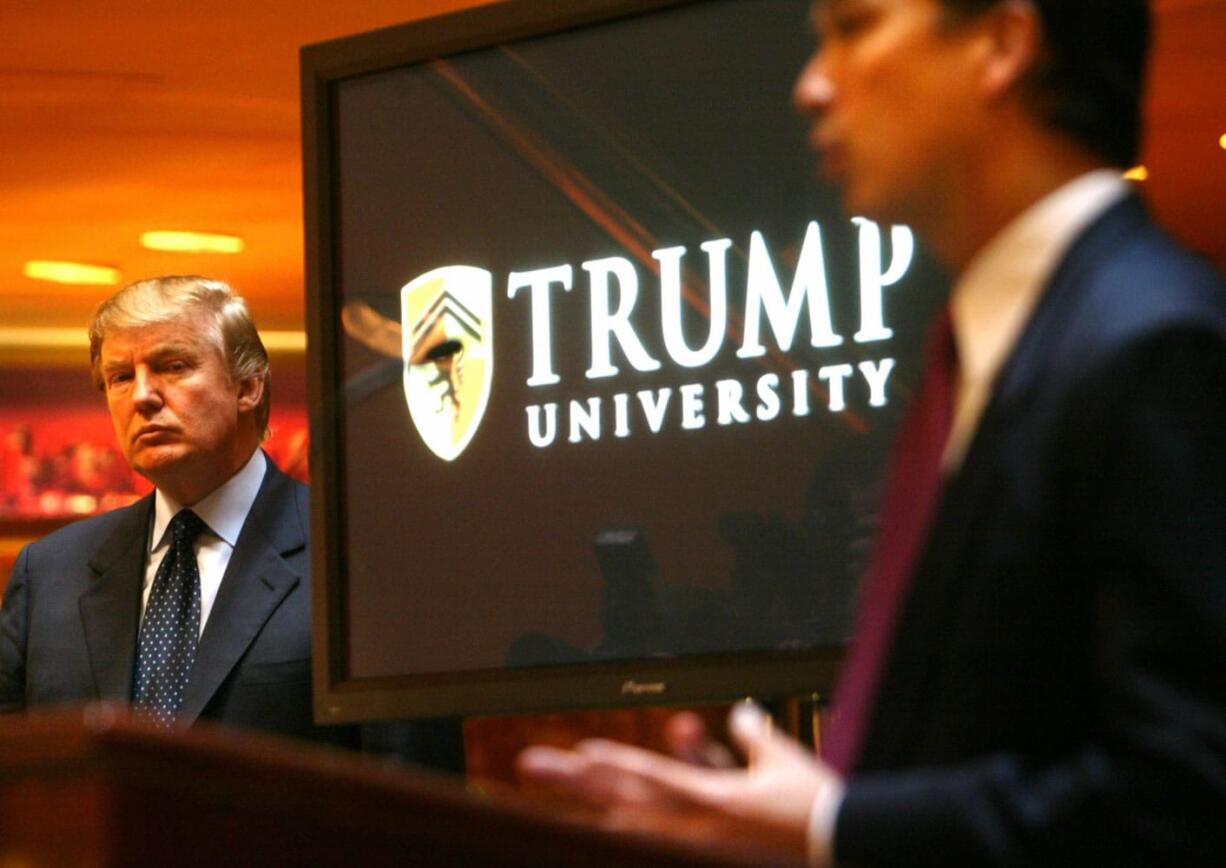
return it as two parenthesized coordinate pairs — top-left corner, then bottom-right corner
(518, 1), (1226, 864)
(0, 275), (351, 746)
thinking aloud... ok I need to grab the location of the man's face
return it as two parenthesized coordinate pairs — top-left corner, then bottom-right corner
(795, 0), (988, 224)
(99, 316), (254, 501)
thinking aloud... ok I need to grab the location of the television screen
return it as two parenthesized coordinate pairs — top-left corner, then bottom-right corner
(303, 0), (947, 722)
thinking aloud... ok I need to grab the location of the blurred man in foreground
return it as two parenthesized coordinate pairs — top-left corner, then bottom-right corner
(519, 1), (1226, 864)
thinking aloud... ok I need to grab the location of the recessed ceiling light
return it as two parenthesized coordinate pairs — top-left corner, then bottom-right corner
(260, 330), (307, 353)
(23, 261), (121, 285)
(1122, 165), (1148, 182)
(140, 231), (244, 254)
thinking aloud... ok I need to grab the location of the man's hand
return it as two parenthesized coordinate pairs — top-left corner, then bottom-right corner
(516, 703), (843, 862)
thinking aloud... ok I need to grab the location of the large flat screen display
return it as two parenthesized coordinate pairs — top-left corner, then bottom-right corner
(303, 0), (947, 723)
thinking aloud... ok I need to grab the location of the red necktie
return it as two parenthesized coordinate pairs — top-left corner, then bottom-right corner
(823, 307), (958, 774)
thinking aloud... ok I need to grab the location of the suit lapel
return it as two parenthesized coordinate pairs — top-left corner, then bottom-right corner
(179, 460), (304, 723)
(79, 496), (153, 701)
(981, 195), (1147, 411)
(858, 196), (1150, 768)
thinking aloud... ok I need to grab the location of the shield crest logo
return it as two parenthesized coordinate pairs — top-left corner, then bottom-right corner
(400, 266), (494, 461)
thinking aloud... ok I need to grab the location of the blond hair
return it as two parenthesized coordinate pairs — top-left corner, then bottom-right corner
(89, 275), (272, 437)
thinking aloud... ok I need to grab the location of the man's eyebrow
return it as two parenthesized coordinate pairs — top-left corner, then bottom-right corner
(146, 342), (199, 358)
(101, 342), (200, 369)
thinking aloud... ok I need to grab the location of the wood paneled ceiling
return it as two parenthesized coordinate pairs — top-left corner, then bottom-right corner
(1, 0), (1222, 357)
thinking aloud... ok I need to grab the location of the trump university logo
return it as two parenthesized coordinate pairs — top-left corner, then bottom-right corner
(397, 219), (914, 461)
(400, 266), (494, 462)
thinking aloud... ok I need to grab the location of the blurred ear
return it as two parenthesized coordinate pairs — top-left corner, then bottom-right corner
(977, 0), (1044, 100)
(236, 374), (264, 414)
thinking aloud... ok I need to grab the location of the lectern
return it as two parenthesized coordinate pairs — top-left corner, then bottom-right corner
(0, 705), (800, 867)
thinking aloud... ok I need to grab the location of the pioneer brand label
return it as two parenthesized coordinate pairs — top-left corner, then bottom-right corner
(620, 679), (667, 696)
(399, 219), (912, 459)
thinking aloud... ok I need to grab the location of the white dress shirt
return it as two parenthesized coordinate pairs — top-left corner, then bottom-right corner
(807, 169), (1131, 866)
(142, 449), (267, 637)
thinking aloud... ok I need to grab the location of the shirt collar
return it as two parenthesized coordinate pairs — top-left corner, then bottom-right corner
(950, 169), (1130, 391)
(150, 450), (268, 552)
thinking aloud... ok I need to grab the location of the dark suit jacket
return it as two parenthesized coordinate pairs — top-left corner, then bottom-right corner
(834, 197), (1226, 866)
(0, 456), (354, 748)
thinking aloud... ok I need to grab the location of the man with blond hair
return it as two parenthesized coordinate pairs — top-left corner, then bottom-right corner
(0, 275), (351, 744)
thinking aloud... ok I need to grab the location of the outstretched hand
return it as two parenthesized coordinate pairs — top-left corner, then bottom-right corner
(516, 703), (842, 860)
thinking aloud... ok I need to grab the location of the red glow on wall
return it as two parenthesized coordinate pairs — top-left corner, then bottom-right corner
(0, 408), (309, 519)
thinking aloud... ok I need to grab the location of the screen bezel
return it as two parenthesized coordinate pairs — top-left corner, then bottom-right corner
(302, 0), (847, 725)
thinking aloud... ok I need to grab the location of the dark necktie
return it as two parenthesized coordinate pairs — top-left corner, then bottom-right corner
(824, 306), (958, 773)
(132, 509), (207, 728)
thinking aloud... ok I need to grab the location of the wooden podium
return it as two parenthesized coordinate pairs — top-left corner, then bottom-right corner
(0, 706), (801, 867)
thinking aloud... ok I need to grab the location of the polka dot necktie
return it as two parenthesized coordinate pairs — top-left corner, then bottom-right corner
(132, 509), (207, 728)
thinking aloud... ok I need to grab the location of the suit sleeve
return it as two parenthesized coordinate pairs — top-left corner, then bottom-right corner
(833, 329), (1226, 867)
(0, 545), (30, 713)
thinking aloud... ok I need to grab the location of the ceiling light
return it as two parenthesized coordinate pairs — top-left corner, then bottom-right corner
(260, 330), (307, 352)
(1219, 134), (1226, 151)
(23, 261), (121, 285)
(1122, 165), (1148, 182)
(140, 231), (244, 254)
